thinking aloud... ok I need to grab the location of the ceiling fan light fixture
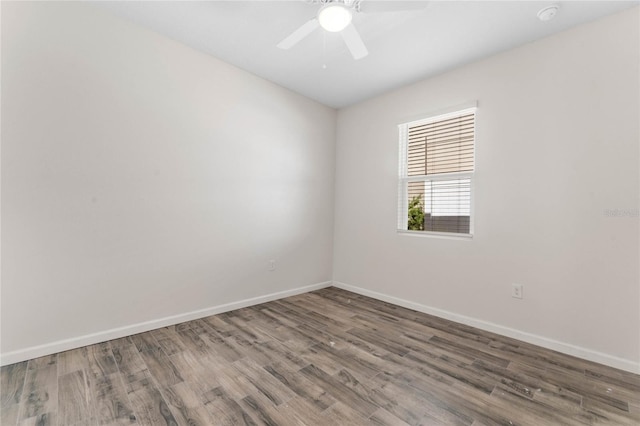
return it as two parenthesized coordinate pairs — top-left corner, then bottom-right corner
(318, 3), (353, 32)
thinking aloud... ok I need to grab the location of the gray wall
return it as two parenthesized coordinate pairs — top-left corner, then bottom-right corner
(1, 2), (336, 360)
(333, 8), (639, 370)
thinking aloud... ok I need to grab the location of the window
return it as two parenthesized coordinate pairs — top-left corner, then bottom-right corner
(398, 107), (476, 236)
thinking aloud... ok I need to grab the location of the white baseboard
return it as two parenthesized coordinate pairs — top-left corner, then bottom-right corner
(332, 281), (640, 374)
(0, 281), (332, 366)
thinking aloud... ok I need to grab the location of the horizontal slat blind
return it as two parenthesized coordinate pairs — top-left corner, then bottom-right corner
(407, 112), (474, 176)
(400, 108), (475, 235)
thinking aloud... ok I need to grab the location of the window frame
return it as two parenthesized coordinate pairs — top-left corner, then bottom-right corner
(397, 106), (477, 239)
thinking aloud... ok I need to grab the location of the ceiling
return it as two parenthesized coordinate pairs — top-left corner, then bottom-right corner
(97, 1), (638, 109)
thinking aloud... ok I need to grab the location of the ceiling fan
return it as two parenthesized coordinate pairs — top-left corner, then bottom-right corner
(277, 0), (427, 60)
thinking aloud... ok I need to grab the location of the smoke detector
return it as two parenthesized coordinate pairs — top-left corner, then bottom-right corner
(537, 5), (559, 22)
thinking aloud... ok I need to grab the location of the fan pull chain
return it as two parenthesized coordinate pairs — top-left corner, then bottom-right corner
(322, 31), (327, 69)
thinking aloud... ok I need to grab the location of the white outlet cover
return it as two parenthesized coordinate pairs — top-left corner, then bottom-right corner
(512, 284), (523, 299)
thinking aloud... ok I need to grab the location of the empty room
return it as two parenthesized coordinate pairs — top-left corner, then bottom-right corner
(1, 1), (639, 425)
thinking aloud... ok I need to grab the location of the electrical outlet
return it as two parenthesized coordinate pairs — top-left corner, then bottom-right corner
(512, 283), (523, 299)
(268, 260), (276, 272)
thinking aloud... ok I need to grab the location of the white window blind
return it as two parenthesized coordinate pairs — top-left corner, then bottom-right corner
(398, 107), (476, 236)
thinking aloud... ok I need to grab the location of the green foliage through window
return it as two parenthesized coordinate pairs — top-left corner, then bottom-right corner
(408, 195), (424, 231)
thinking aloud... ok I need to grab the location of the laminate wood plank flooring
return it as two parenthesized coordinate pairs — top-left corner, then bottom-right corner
(2, 287), (639, 425)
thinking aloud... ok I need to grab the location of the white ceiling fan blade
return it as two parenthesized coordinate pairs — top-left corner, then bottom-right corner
(341, 23), (368, 60)
(277, 18), (320, 50)
(361, 1), (428, 13)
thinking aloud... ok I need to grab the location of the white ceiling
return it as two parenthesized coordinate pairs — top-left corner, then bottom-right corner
(97, 1), (638, 109)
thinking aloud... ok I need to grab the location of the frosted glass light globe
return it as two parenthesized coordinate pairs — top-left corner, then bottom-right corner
(318, 4), (353, 32)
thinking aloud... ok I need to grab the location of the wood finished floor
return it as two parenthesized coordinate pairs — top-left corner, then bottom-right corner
(1, 287), (639, 426)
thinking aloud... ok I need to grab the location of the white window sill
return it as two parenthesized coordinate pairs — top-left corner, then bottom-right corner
(397, 230), (473, 241)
